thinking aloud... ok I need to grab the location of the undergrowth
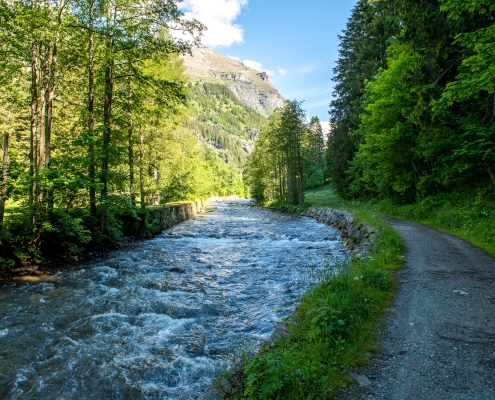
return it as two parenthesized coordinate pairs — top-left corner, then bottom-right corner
(219, 186), (405, 399)
(374, 190), (495, 256)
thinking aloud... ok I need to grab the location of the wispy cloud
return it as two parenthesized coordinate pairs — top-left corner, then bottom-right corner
(278, 67), (288, 75)
(287, 85), (333, 99)
(304, 99), (332, 109)
(295, 58), (334, 76)
(179, 0), (248, 48)
(243, 59), (275, 76)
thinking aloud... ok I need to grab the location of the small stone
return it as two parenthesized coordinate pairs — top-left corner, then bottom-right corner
(453, 290), (469, 296)
(349, 372), (371, 387)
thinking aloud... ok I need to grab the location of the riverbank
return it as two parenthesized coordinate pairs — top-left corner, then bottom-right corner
(216, 189), (406, 398)
(0, 200), (211, 282)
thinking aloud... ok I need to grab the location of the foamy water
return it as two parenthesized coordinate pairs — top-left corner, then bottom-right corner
(0, 201), (347, 399)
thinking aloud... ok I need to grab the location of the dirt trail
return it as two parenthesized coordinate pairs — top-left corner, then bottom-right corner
(341, 218), (495, 400)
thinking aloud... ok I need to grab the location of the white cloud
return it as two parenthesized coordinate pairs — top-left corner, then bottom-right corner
(243, 59), (275, 76)
(286, 84), (333, 99)
(278, 68), (288, 75)
(227, 55), (241, 61)
(243, 59), (262, 70)
(320, 121), (332, 138)
(180, 0), (248, 48)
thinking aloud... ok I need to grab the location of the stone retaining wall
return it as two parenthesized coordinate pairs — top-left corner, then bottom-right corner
(149, 200), (208, 231)
(302, 207), (377, 258)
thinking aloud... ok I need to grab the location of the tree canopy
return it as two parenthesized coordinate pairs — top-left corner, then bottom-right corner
(0, 0), (252, 267)
(327, 0), (495, 203)
(244, 101), (326, 206)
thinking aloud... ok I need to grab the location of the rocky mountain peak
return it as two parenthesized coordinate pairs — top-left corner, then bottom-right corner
(182, 46), (285, 117)
(256, 72), (270, 83)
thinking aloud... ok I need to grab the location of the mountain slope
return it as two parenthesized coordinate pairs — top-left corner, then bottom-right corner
(184, 82), (266, 167)
(183, 46), (285, 117)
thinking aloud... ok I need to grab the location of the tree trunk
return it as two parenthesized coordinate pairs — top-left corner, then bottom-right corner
(0, 131), (9, 229)
(127, 76), (135, 204)
(45, 28), (58, 170)
(87, 0), (96, 217)
(101, 6), (115, 232)
(39, 42), (49, 171)
(30, 39), (39, 207)
(139, 114), (145, 208)
(296, 148), (304, 206)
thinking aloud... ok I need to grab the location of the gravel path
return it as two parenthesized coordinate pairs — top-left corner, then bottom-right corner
(340, 217), (495, 400)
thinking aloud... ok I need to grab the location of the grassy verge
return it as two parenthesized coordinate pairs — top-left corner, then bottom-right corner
(220, 186), (405, 399)
(373, 193), (495, 257)
(306, 185), (495, 256)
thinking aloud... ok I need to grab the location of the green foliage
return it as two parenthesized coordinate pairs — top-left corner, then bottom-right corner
(376, 188), (495, 256)
(327, 0), (399, 196)
(350, 44), (424, 202)
(0, 0), (251, 268)
(244, 101), (326, 206)
(328, 0), (495, 208)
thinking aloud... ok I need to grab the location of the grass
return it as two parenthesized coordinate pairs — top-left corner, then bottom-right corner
(374, 194), (495, 257)
(307, 185), (495, 257)
(219, 186), (406, 399)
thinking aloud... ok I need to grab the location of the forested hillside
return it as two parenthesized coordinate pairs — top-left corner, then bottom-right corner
(183, 82), (266, 168)
(327, 0), (495, 206)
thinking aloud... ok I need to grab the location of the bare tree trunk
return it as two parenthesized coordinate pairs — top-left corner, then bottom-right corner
(127, 76), (135, 204)
(39, 42), (49, 171)
(101, 4), (115, 232)
(30, 38), (39, 207)
(0, 131), (9, 229)
(45, 33), (58, 169)
(87, 0), (96, 218)
(139, 114), (145, 208)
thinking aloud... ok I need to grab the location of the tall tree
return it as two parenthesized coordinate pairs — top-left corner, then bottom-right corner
(245, 100), (310, 206)
(327, 0), (399, 196)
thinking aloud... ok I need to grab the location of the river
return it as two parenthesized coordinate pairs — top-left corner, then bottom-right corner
(0, 201), (347, 399)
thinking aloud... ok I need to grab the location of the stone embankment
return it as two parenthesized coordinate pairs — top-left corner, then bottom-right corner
(302, 207), (377, 258)
(2, 200), (217, 283)
(149, 200), (208, 231)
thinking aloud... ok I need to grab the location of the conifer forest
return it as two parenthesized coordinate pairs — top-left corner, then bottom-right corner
(326, 0), (495, 204)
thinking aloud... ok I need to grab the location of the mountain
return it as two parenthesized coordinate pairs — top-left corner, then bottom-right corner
(180, 46), (285, 172)
(183, 46), (285, 117)
(183, 82), (266, 167)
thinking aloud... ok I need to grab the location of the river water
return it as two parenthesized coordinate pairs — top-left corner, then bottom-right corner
(0, 201), (347, 399)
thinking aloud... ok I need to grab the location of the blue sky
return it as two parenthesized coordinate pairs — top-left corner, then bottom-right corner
(179, 0), (357, 129)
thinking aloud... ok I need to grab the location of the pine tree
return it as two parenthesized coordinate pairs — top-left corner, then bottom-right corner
(327, 0), (398, 196)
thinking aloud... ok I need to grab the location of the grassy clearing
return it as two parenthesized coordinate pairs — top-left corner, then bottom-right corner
(220, 186), (405, 399)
